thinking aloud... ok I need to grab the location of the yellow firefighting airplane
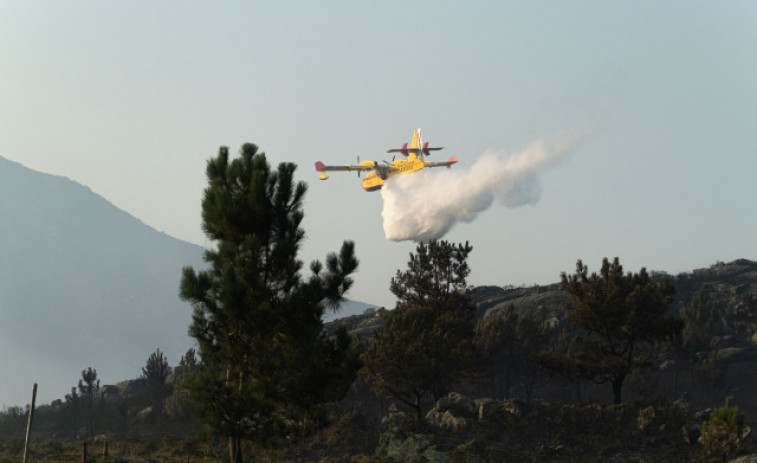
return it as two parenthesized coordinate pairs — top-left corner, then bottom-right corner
(315, 128), (459, 191)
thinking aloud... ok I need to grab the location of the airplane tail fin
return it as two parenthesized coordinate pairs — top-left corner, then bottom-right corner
(411, 128), (421, 150)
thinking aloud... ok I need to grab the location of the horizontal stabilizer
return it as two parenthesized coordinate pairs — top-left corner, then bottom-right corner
(387, 142), (409, 156)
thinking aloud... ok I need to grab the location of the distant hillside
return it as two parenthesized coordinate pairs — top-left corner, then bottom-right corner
(327, 258), (757, 413)
(323, 298), (377, 323)
(470, 259), (757, 327)
(329, 259), (757, 346)
(0, 156), (208, 407)
(0, 156), (376, 408)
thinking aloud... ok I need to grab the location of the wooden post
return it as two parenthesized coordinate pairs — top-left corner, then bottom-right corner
(82, 441), (87, 463)
(22, 383), (37, 463)
(103, 441), (109, 458)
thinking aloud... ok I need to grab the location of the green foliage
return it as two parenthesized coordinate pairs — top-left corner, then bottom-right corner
(724, 291), (757, 337)
(538, 257), (682, 404)
(699, 396), (746, 462)
(141, 349), (172, 423)
(166, 348), (198, 421)
(363, 240), (479, 423)
(78, 367), (100, 439)
(180, 144), (361, 463)
(695, 351), (728, 402)
(681, 291), (716, 353)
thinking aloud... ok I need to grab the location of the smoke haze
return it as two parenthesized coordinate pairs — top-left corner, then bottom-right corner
(381, 133), (583, 242)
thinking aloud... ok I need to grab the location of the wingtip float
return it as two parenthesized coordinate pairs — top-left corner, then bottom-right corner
(315, 128), (458, 192)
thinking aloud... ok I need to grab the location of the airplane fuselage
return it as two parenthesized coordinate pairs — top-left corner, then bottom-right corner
(361, 157), (425, 191)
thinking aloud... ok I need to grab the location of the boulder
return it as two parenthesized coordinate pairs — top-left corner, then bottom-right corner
(727, 456), (757, 463)
(377, 430), (446, 462)
(476, 398), (504, 423)
(135, 406), (153, 423)
(97, 384), (120, 401)
(502, 399), (527, 417)
(116, 378), (147, 398)
(439, 410), (470, 431)
(718, 347), (745, 362)
(637, 405), (656, 432)
(431, 392), (477, 418)
(427, 392), (477, 429)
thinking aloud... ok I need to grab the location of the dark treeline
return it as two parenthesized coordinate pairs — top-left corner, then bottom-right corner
(0, 348), (200, 441)
(3, 259), (755, 456)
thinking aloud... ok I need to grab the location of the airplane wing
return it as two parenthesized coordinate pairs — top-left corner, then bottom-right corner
(423, 156), (459, 168)
(315, 161), (377, 172)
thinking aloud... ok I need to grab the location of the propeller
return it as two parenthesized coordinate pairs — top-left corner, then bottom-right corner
(357, 156), (361, 178)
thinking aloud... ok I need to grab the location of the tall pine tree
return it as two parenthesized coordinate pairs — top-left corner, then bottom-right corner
(180, 144), (360, 463)
(363, 240), (478, 423)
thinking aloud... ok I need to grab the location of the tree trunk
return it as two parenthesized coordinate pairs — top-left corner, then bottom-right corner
(504, 365), (512, 399)
(611, 376), (624, 404)
(414, 396), (423, 425)
(229, 436), (243, 463)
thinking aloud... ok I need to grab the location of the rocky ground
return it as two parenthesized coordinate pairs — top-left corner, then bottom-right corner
(311, 393), (755, 463)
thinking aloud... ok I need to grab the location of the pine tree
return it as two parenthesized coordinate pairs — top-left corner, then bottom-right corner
(78, 367), (99, 439)
(477, 306), (551, 401)
(476, 305), (519, 400)
(180, 144), (360, 463)
(141, 349), (172, 423)
(166, 348), (197, 421)
(363, 240), (478, 423)
(537, 258), (682, 404)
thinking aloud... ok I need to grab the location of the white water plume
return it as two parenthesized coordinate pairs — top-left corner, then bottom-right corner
(381, 133), (584, 242)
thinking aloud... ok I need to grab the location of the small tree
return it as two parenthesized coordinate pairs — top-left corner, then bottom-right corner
(515, 312), (552, 402)
(675, 290), (718, 390)
(537, 258), (682, 404)
(63, 387), (81, 439)
(174, 348), (197, 380)
(696, 352), (728, 403)
(363, 240), (478, 423)
(141, 348), (172, 423)
(166, 348), (197, 420)
(478, 306), (551, 401)
(477, 305), (519, 400)
(699, 396), (746, 462)
(681, 291), (716, 352)
(78, 367), (99, 439)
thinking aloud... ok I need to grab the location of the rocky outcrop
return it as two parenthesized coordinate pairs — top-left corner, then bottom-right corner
(728, 456), (757, 463)
(375, 393), (737, 463)
(426, 392), (476, 430)
(426, 393), (527, 431)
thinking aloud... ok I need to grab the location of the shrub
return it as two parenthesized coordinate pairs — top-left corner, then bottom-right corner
(699, 396), (745, 462)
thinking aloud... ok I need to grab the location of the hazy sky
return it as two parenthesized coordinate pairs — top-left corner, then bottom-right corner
(2, 1), (756, 312)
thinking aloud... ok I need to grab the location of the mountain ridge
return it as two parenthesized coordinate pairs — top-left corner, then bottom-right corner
(0, 155), (208, 406)
(0, 155), (376, 407)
